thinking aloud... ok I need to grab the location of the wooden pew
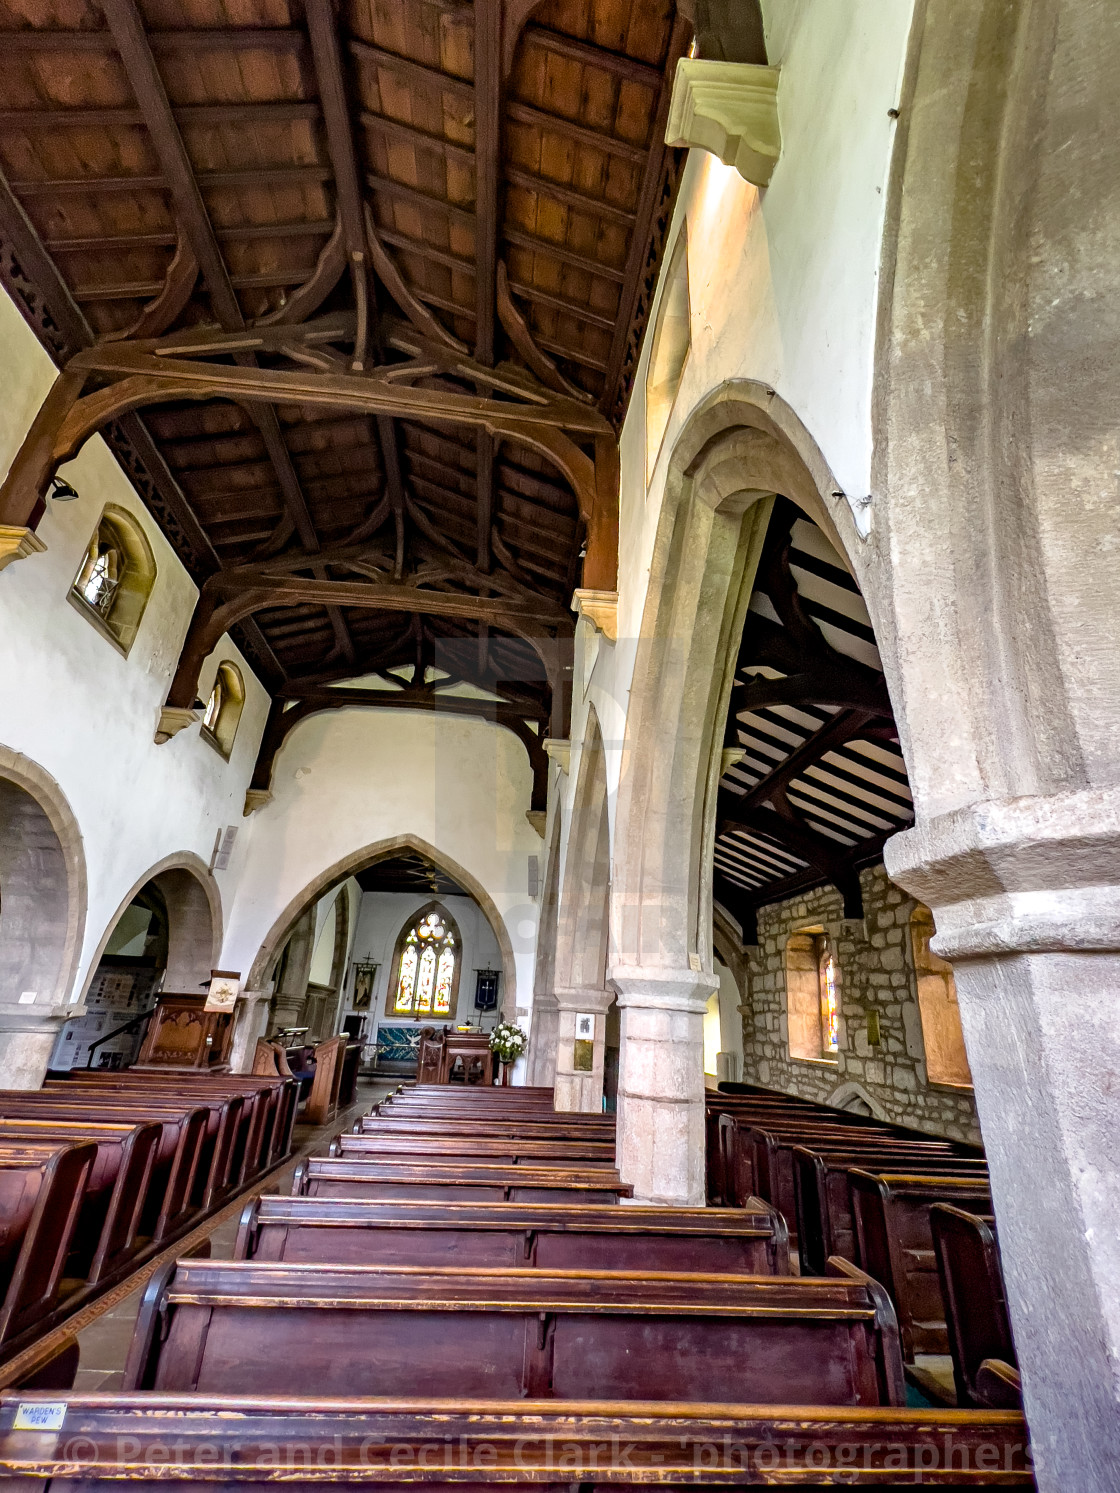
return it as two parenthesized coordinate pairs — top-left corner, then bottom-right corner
(123, 1256), (906, 1407)
(294, 1157), (633, 1203)
(848, 1171), (995, 1366)
(43, 1082), (246, 1208)
(747, 1122), (968, 1215)
(50, 1072), (297, 1183)
(0, 1096), (209, 1242)
(0, 1391), (1035, 1485)
(793, 1146), (990, 1273)
(0, 1141), (96, 1350)
(718, 1113), (924, 1208)
(0, 1119), (160, 1285)
(931, 1203), (1021, 1409)
(331, 1132), (618, 1166)
(362, 1111), (614, 1138)
(235, 1194), (791, 1274)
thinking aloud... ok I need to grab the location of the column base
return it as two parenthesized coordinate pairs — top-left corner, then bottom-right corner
(610, 968), (716, 1206)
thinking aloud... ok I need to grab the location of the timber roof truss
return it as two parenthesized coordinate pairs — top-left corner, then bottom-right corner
(0, 0), (690, 804)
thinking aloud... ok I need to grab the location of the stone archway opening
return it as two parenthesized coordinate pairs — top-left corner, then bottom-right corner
(244, 837), (517, 1080)
(53, 857), (220, 1072)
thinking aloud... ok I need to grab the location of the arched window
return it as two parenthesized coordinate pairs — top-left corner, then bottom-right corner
(201, 661), (246, 758)
(70, 506), (156, 654)
(910, 905), (972, 1087)
(645, 226), (691, 480)
(785, 928), (840, 1061)
(388, 904), (460, 1018)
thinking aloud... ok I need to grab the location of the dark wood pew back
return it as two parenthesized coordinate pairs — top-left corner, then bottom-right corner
(0, 1119), (160, 1283)
(332, 1133), (617, 1165)
(794, 1146), (989, 1272)
(848, 1172), (994, 1361)
(294, 1157), (632, 1203)
(0, 1096), (209, 1242)
(931, 1203), (1019, 1408)
(123, 1256), (905, 1407)
(0, 1390), (1035, 1484)
(0, 1140), (96, 1347)
(235, 1195), (790, 1274)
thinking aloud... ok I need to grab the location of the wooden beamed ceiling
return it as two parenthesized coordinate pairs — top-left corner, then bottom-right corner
(713, 499), (915, 936)
(0, 0), (690, 760)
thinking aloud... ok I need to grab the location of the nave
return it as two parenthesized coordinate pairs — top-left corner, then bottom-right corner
(0, 1079), (1031, 1486)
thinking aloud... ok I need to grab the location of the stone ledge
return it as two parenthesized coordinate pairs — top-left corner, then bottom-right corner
(571, 588), (618, 641)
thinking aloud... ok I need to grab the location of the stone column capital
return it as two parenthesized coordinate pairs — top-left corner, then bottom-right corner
(608, 965), (717, 1014)
(0, 1002), (76, 1033)
(886, 786), (1120, 960)
(553, 985), (615, 1013)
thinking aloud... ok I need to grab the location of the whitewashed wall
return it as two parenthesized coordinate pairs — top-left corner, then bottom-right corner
(344, 890), (503, 1031)
(568, 0), (916, 816)
(0, 286), (270, 1007)
(219, 708), (541, 1016)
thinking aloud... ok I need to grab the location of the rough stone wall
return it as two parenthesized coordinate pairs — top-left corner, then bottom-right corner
(740, 865), (981, 1143)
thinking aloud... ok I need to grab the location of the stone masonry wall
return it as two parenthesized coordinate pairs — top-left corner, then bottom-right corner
(740, 865), (981, 1144)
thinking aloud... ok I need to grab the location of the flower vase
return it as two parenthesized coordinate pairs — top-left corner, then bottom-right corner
(500, 1060), (511, 1086)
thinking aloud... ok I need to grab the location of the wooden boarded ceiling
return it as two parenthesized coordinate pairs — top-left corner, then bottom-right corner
(0, 0), (691, 791)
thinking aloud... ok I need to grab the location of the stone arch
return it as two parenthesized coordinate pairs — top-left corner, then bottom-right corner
(77, 852), (223, 1002)
(611, 381), (864, 982)
(825, 1079), (888, 1122)
(0, 747), (87, 1013)
(608, 383), (873, 1200)
(245, 833), (517, 1019)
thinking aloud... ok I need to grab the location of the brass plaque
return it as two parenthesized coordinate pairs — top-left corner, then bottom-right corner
(573, 1039), (594, 1072)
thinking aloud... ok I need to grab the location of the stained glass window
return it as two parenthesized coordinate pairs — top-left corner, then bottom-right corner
(820, 948), (839, 1053)
(391, 908), (457, 1016)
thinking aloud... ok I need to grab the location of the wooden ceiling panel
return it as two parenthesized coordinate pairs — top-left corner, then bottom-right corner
(0, 0), (690, 736)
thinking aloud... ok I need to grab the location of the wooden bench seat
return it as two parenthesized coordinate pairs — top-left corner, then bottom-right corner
(235, 1195), (790, 1274)
(331, 1132), (618, 1165)
(122, 1256), (905, 1407)
(793, 1147), (990, 1273)
(294, 1157), (632, 1203)
(48, 1080), (253, 1200)
(848, 1172), (995, 1365)
(0, 1141), (96, 1350)
(53, 1073), (297, 1178)
(0, 1096), (210, 1242)
(931, 1203), (1020, 1409)
(0, 1119), (160, 1285)
(0, 1391), (1033, 1484)
(363, 1112), (614, 1139)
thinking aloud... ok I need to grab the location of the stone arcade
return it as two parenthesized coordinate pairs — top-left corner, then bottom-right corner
(0, 0), (1117, 1488)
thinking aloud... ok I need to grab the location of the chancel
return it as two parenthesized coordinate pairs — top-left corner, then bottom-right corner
(0, 0), (1116, 1487)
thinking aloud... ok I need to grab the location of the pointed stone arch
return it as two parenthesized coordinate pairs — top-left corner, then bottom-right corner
(245, 833), (517, 1019)
(609, 380), (866, 1202)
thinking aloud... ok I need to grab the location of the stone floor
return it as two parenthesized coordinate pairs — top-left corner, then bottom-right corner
(71, 1077), (396, 1391)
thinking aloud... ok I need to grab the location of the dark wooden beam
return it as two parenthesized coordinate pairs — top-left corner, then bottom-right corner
(10, 165), (332, 195)
(476, 431), (494, 573)
(0, 101), (320, 130)
(348, 39), (474, 100)
(601, 15), (692, 412)
(502, 226), (626, 283)
(47, 222), (335, 253)
(473, 0), (502, 366)
(506, 101), (646, 165)
(505, 168), (636, 229)
(0, 26), (307, 51)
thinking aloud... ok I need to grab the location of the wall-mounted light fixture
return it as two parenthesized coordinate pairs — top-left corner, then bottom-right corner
(49, 476), (80, 501)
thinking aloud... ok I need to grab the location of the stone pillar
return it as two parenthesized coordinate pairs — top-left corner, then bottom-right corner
(270, 909), (314, 1033)
(0, 1004), (72, 1088)
(553, 987), (613, 1112)
(611, 969), (715, 1205)
(229, 989), (272, 1074)
(886, 791), (1120, 1490)
(527, 992), (559, 1087)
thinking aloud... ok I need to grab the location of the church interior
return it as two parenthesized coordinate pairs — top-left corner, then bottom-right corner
(0, 0), (1116, 1486)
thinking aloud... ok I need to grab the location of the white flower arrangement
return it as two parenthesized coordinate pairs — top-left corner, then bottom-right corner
(489, 1020), (527, 1064)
